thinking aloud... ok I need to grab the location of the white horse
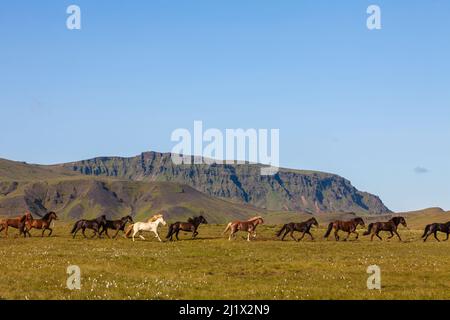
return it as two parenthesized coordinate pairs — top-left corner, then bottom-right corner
(127, 215), (167, 242)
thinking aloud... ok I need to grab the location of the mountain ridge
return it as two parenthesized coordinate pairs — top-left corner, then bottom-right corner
(50, 151), (391, 214)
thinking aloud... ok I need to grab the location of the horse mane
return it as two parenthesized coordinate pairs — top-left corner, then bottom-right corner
(147, 214), (163, 223)
(247, 216), (263, 222)
(187, 217), (196, 224)
(391, 216), (404, 225)
(42, 212), (55, 220)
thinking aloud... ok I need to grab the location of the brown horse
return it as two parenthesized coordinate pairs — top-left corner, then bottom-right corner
(324, 217), (365, 241)
(223, 216), (264, 241)
(422, 221), (450, 242)
(363, 216), (407, 241)
(166, 216), (208, 241)
(0, 212), (33, 238)
(276, 217), (319, 241)
(23, 212), (58, 237)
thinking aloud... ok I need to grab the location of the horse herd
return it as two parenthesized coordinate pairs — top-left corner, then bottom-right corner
(0, 212), (450, 243)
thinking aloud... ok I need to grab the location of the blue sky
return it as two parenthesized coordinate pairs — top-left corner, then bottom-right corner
(0, 1), (449, 211)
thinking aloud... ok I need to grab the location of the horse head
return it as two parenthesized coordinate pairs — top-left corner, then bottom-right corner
(354, 217), (365, 227)
(198, 215), (208, 225)
(393, 216), (407, 228)
(45, 212), (58, 221)
(158, 216), (167, 226)
(22, 212), (33, 222)
(125, 215), (134, 224)
(310, 217), (319, 227)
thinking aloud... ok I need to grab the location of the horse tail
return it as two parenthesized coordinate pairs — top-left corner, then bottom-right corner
(124, 224), (134, 238)
(276, 224), (288, 237)
(363, 223), (374, 236)
(324, 222), (333, 238)
(70, 221), (79, 234)
(422, 224), (431, 238)
(166, 224), (175, 239)
(223, 222), (232, 235)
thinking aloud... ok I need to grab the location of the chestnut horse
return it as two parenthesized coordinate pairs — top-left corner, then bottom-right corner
(0, 212), (32, 238)
(363, 216), (407, 241)
(276, 217), (319, 241)
(223, 216), (264, 241)
(324, 217), (365, 241)
(422, 221), (450, 242)
(24, 212), (58, 237)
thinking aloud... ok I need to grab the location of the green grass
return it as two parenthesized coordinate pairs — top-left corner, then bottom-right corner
(0, 223), (449, 300)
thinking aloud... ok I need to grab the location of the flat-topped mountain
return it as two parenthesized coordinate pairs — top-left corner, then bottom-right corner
(52, 151), (390, 214)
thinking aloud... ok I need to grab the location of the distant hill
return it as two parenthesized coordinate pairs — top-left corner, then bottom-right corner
(0, 159), (266, 223)
(52, 151), (391, 214)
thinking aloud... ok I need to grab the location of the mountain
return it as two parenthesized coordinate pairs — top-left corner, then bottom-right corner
(52, 151), (390, 214)
(0, 159), (265, 223)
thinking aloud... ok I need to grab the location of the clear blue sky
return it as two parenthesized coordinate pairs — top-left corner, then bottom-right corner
(1, 1), (449, 212)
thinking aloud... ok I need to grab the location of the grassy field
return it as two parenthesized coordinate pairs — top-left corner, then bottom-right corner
(0, 222), (449, 300)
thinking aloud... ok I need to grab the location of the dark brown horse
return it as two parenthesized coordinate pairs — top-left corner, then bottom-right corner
(99, 215), (134, 239)
(0, 212), (32, 238)
(166, 216), (208, 241)
(71, 215), (107, 239)
(223, 216), (264, 241)
(324, 217), (365, 241)
(24, 212), (58, 237)
(276, 217), (319, 241)
(363, 216), (407, 241)
(422, 221), (450, 242)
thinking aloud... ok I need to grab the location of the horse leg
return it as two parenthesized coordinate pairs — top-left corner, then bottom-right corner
(394, 230), (402, 241)
(91, 228), (98, 239)
(297, 232), (305, 242)
(175, 230), (180, 241)
(307, 231), (314, 241)
(154, 231), (162, 242)
(334, 229), (339, 241)
(423, 232), (430, 242)
(104, 229), (111, 239)
(433, 231), (440, 242)
(247, 232), (251, 241)
(113, 229), (121, 239)
(139, 231), (146, 240)
(445, 232), (449, 241)
(376, 232), (383, 241)
(47, 228), (53, 237)
(82, 228), (88, 238)
(72, 227), (80, 239)
(290, 231), (298, 241)
(353, 231), (359, 240)
(387, 231), (394, 240)
(344, 232), (351, 241)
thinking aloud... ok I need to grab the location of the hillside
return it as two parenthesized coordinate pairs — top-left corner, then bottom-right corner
(52, 151), (391, 214)
(0, 159), (267, 223)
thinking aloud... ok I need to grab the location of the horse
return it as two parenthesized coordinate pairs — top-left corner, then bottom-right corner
(422, 221), (450, 242)
(23, 212), (58, 237)
(276, 217), (319, 241)
(0, 212), (32, 238)
(125, 214), (167, 242)
(223, 216), (264, 241)
(166, 216), (208, 241)
(324, 217), (365, 241)
(363, 216), (407, 241)
(71, 215), (107, 239)
(99, 215), (134, 239)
